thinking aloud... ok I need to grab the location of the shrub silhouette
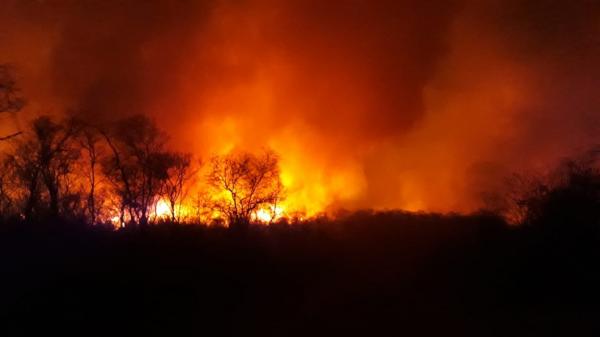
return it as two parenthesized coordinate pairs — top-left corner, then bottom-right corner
(516, 153), (600, 238)
(206, 149), (284, 229)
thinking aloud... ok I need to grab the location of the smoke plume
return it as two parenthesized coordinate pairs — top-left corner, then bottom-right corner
(1, 0), (598, 214)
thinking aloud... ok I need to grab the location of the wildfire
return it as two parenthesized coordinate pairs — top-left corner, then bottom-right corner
(154, 199), (171, 219)
(253, 205), (285, 224)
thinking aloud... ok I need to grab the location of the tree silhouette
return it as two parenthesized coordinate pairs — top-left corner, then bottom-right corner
(0, 159), (16, 218)
(207, 150), (284, 229)
(102, 115), (176, 226)
(162, 152), (194, 222)
(76, 122), (103, 223)
(0, 64), (25, 141)
(4, 116), (80, 219)
(507, 149), (600, 234)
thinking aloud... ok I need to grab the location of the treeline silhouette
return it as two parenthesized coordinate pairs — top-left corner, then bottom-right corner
(2, 66), (600, 336)
(0, 114), (286, 228)
(2, 65), (285, 228)
(0, 149), (598, 336)
(1, 207), (600, 336)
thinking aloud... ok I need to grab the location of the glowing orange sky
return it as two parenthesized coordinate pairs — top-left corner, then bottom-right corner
(1, 0), (599, 215)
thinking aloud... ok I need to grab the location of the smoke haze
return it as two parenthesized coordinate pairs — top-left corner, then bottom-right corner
(1, 0), (599, 214)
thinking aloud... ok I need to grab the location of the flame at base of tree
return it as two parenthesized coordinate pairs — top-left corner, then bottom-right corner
(107, 199), (288, 228)
(0, 114), (300, 228)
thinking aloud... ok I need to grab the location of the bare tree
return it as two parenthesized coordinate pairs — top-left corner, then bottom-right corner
(4, 116), (80, 219)
(162, 152), (193, 222)
(207, 150), (284, 229)
(101, 115), (173, 226)
(0, 159), (17, 218)
(77, 124), (103, 223)
(266, 177), (285, 224)
(0, 64), (25, 141)
(100, 128), (132, 226)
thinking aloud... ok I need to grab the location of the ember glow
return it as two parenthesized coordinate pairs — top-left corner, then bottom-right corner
(1, 1), (599, 219)
(154, 199), (171, 220)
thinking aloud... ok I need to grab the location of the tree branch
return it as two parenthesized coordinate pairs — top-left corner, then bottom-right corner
(0, 131), (22, 141)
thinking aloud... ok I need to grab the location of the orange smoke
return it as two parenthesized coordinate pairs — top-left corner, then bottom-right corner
(1, 1), (599, 217)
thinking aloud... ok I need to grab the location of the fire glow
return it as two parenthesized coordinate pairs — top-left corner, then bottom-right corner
(1, 1), (598, 222)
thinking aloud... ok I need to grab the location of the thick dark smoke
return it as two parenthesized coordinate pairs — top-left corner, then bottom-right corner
(1, 0), (598, 213)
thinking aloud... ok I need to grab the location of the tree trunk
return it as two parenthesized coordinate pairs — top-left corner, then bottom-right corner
(24, 177), (39, 220)
(44, 173), (59, 218)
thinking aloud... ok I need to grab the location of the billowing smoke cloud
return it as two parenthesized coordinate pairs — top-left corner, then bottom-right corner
(1, 0), (598, 214)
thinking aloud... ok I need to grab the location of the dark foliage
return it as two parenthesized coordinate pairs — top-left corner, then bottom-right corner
(1, 207), (599, 337)
(515, 152), (600, 239)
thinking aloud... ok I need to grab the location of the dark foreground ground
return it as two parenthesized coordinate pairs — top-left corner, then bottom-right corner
(1, 211), (599, 336)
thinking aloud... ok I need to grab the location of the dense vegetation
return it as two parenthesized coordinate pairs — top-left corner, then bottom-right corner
(1, 208), (599, 336)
